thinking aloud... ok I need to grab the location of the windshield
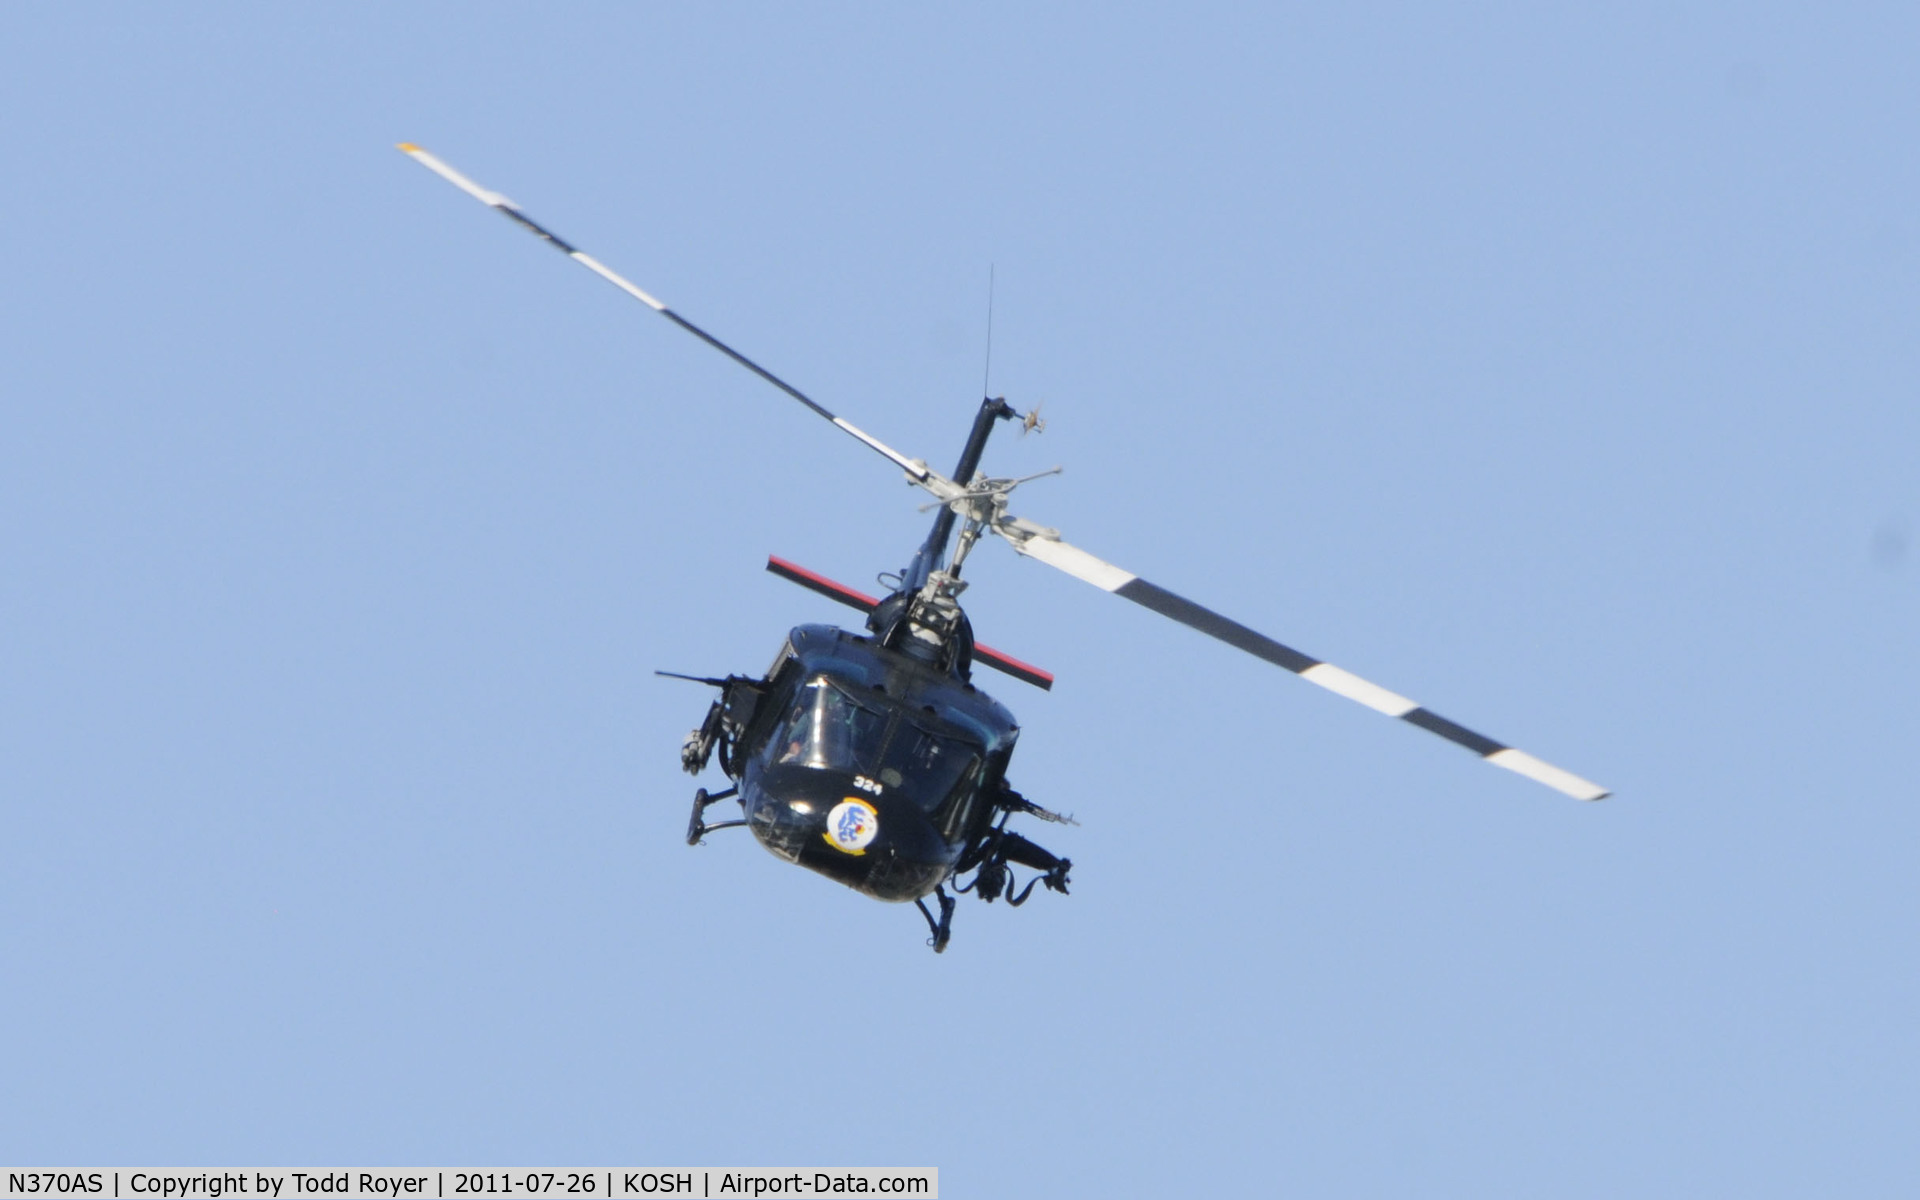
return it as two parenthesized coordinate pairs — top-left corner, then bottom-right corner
(773, 678), (981, 812)
(775, 679), (886, 772)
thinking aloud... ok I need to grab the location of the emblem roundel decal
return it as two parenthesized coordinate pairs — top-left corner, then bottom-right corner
(824, 798), (879, 855)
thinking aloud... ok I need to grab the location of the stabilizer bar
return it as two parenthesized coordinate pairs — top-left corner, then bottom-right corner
(766, 556), (1053, 691)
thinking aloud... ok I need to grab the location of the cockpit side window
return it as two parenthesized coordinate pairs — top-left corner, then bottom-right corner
(931, 756), (984, 839)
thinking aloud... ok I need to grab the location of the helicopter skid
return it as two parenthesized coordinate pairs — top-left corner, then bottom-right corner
(686, 786), (741, 845)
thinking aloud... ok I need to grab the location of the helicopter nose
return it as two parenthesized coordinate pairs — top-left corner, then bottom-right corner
(743, 767), (951, 901)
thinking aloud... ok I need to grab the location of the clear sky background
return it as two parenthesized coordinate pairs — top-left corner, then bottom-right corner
(4, 4), (1916, 1195)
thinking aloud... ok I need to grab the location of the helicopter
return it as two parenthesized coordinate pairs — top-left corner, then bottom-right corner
(399, 144), (1609, 952)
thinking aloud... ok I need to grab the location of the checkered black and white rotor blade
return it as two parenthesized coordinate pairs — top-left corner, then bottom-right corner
(993, 518), (1609, 801)
(397, 144), (930, 483)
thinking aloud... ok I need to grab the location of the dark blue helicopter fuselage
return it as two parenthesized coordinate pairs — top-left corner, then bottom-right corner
(737, 625), (1020, 902)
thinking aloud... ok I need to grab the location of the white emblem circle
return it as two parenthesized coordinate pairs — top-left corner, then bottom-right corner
(825, 798), (880, 853)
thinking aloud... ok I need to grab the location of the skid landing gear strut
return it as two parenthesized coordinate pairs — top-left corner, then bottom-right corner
(914, 886), (956, 953)
(687, 786), (743, 845)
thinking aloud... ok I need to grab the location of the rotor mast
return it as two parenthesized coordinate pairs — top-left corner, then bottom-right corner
(874, 395), (1029, 673)
(903, 395), (1018, 591)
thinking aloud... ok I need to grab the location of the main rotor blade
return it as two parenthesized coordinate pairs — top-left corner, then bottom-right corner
(397, 144), (929, 482)
(993, 519), (1609, 801)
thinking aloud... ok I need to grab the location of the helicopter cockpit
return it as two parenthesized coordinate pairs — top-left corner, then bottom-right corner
(772, 677), (983, 818)
(678, 622), (1048, 924)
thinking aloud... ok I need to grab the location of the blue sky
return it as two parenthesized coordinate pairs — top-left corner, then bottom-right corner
(4, 4), (1916, 1195)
